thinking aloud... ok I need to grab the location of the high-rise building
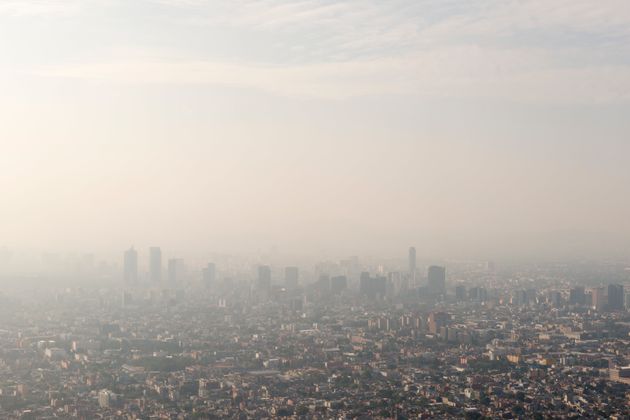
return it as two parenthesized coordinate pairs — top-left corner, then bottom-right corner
(408, 247), (417, 285)
(591, 287), (606, 311)
(359, 272), (386, 299)
(428, 312), (450, 334)
(455, 284), (466, 301)
(257, 265), (272, 291)
(525, 289), (537, 304)
(548, 290), (562, 307)
(331, 275), (348, 293)
(149, 247), (162, 283)
(511, 290), (528, 306)
(569, 286), (586, 305)
(284, 266), (299, 288)
(608, 284), (624, 311)
(202, 263), (216, 288)
(427, 265), (446, 295)
(468, 286), (488, 302)
(386, 271), (404, 298)
(168, 258), (185, 284)
(359, 271), (370, 295)
(123, 247), (138, 284)
(316, 274), (331, 293)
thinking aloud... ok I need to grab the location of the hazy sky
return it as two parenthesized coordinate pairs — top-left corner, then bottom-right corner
(1, 0), (630, 259)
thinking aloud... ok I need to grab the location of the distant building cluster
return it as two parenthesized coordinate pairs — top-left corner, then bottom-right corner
(0, 248), (629, 418)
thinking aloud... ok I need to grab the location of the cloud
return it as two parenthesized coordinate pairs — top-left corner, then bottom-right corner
(219, 0), (351, 29)
(13, 0), (630, 104)
(144, 0), (630, 69)
(37, 47), (630, 104)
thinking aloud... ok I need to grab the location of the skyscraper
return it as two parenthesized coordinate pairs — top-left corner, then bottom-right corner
(168, 258), (185, 285)
(569, 286), (586, 305)
(427, 265), (446, 296)
(408, 247), (417, 286)
(316, 274), (331, 293)
(202, 263), (216, 288)
(331, 275), (348, 293)
(257, 265), (272, 291)
(455, 284), (466, 301)
(149, 247), (162, 283)
(608, 284), (624, 311)
(359, 272), (387, 300)
(591, 287), (606, 311)
(123, 247), (138, 284)
(285, 266), (299, 289)
(468, 287), (487, 302)
(428, 311), (450, 334)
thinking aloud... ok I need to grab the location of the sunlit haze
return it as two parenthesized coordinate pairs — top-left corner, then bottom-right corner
(2, 3), (630, 419)
(2, 0), (630, 262)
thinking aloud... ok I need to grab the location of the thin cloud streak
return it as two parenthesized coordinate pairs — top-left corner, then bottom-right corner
(37, 49), (630, 104)
(8, 0), (630, 105)
(167, 0), (630, 47)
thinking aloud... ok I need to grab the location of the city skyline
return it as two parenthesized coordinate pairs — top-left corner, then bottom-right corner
(1, 1), (630, 417)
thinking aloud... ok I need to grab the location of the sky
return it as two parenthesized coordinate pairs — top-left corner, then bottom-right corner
(1, 0), (630, 261)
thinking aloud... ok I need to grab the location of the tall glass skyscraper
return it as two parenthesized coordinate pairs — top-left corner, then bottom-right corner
(408, 246), (416, 286)
(123, 247), (138, 284)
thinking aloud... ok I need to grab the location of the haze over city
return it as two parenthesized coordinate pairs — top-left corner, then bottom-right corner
(2, 0), (630, 262)
(3, 2), (630, 419)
